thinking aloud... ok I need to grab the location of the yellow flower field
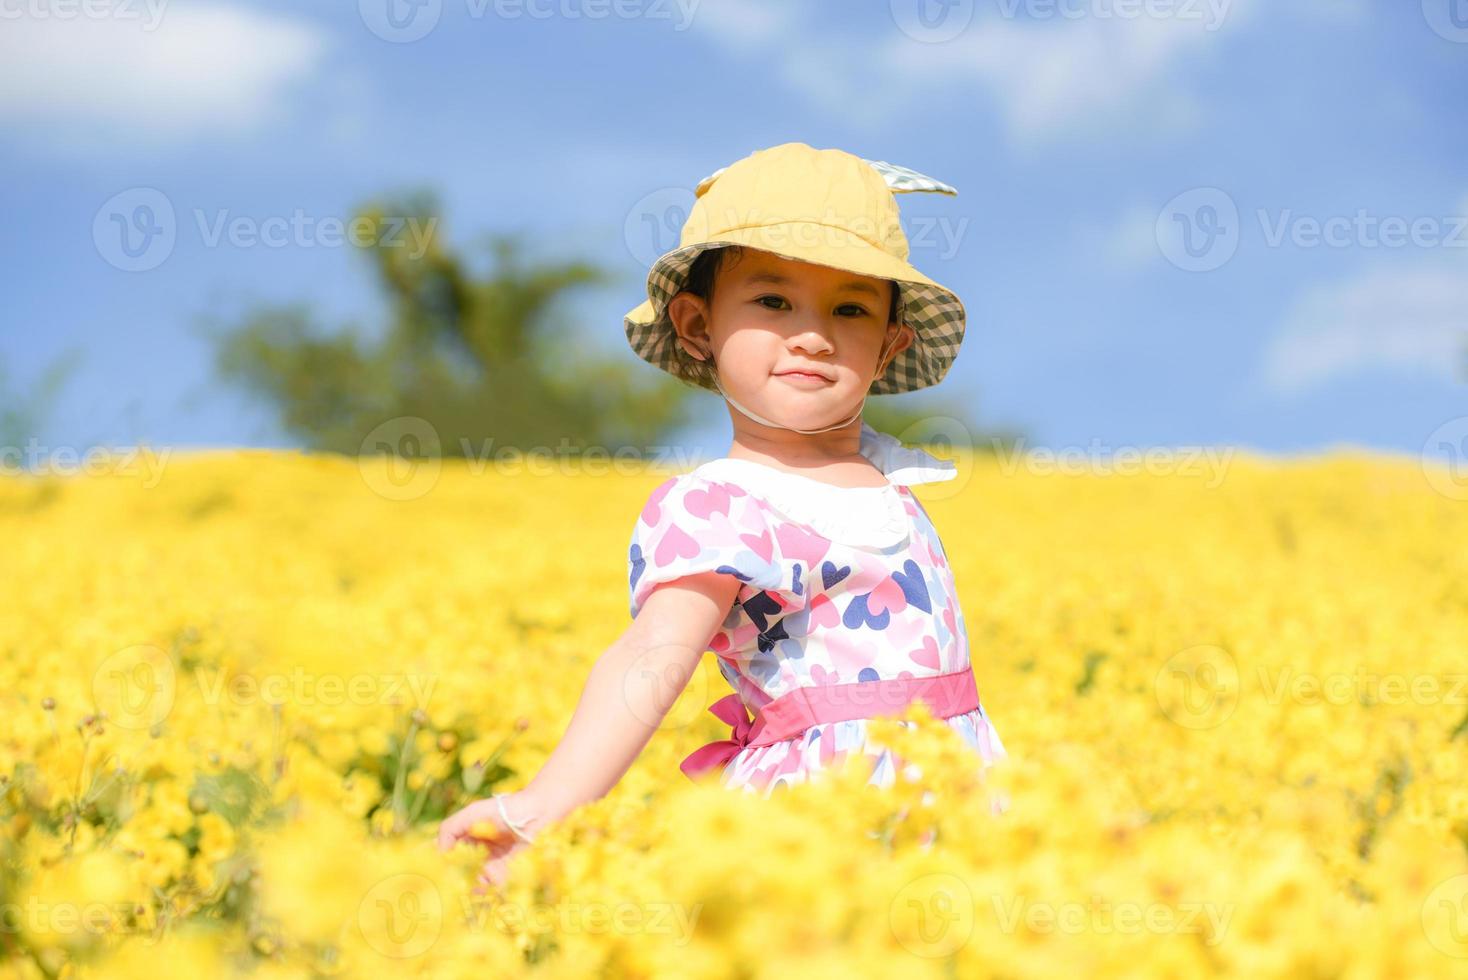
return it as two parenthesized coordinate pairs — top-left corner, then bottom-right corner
(2, 444), (1466, 978)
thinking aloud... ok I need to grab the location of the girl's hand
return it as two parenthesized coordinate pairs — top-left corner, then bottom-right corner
(437, 792), (538, 891)
(432, 587), (719, 891)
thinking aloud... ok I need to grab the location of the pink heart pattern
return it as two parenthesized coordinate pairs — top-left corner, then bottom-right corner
(626, 470), (999, 793)
(684, 482), (733, 520)
(654, 524), (701, 566)
(908, 635), (942, 671)
(776, 523), (832, 569)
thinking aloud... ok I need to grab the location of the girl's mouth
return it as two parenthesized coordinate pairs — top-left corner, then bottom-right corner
(774, 370), (834, 386)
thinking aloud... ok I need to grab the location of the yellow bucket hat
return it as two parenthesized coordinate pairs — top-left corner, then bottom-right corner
(622, 141), (967, 396)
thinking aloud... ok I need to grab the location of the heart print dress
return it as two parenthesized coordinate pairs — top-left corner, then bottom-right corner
(627, 421), (1007, 795)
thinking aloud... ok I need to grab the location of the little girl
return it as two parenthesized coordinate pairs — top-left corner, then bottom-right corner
(439, 142), (1007, 885)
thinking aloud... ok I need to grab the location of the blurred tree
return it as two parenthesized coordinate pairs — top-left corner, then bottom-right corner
(0, 350), (82, 459)
(863, 399), (1021, 458)
(198, 189), (1014, 461)
(199, 190), (697, 458)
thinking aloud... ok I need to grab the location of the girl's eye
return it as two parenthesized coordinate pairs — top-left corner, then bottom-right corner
(752, 296), (870, 317)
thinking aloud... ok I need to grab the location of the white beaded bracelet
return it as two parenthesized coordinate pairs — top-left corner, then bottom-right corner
(493, 793), (536, 844)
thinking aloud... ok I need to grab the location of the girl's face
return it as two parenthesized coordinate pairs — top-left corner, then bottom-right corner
(671, 249), (913, 433)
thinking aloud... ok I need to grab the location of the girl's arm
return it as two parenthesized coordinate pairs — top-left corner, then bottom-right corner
(438, 569), (741, 862)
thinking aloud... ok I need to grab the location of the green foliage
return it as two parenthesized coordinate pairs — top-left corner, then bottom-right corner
(0, 350), (82, 453)
(863, 397), (1021, 457)
(199, 188), (1015, 457)
(200, 190), (698, 456)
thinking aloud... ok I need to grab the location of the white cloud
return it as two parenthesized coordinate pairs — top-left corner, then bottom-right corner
(686, 0), (1259, 145)
(1260, 257), (1468, 394)
(685, 0), (795, 50)
(0, 2), (327, 146)
(879, 5), (1256, 147)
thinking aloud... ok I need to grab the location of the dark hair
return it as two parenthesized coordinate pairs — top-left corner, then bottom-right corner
(675, 246), (902, 389)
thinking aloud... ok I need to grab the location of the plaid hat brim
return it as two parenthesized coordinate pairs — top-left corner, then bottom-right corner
(623, 233), (966, 396)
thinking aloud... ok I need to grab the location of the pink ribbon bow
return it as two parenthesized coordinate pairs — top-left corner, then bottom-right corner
(679, 694), (760, 781)
(677, 667), (982, 784)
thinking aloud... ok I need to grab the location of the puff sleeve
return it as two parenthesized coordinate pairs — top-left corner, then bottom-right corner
(627, 474), (807, 620)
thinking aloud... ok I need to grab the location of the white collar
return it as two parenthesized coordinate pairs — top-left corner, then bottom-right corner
(855, 420), (959, 487)
(690, 422), (956, 549)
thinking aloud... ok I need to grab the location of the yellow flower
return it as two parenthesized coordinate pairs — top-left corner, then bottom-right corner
(195, 811), (235, 864)
(19, 848), (136, 951)
(4, 448), (1464, 976)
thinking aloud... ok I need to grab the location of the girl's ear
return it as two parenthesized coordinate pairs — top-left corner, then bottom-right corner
(667, 291), (713, 361)
(880, 321), (915, 373)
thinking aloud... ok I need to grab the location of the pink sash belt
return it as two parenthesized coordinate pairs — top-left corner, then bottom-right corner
(679, 666), (981, 781)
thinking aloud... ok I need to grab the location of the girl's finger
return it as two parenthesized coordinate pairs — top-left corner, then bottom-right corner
(438, 801), (489, 850)
(437, 810), (469, 850)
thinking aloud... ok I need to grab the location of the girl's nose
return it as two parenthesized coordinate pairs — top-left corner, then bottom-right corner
(787, 318), (837, 355)
(789, 333), (836, 357)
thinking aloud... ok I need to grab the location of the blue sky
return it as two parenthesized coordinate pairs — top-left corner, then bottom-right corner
(2, 0), (1465, 462)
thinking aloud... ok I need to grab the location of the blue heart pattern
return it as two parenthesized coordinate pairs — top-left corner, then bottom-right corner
(820, 560), (851, 590)
(891, 559), (931, 614)
(841, 592), (891, 631)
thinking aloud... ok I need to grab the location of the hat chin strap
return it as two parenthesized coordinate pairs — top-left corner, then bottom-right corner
(705, 334), (896, 436)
